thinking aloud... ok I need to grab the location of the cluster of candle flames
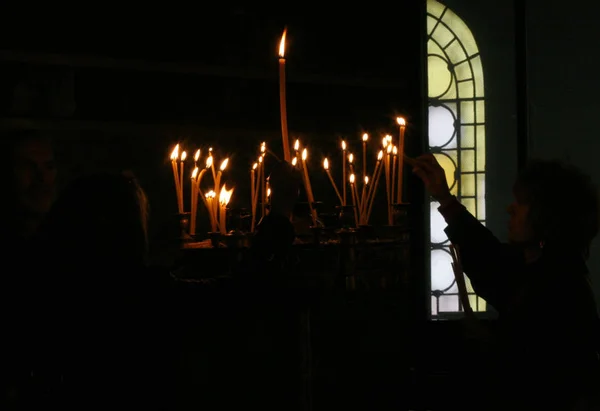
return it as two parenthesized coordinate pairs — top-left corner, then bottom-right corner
(169, 29), (409, 237)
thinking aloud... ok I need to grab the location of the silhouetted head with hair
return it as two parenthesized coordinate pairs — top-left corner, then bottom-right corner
(508, 159), (598, 258)
(43, 171), (150, 270)
(0, 129), (57, 237)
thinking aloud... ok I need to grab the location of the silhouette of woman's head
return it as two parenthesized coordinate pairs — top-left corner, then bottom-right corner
(44, 171), (149, 268)
(512, 159), (599, 258)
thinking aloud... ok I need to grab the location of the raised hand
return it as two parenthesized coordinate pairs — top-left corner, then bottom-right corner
(407, 153), (453, 205)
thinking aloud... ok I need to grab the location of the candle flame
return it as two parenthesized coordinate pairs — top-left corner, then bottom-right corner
(206, 156), (213, 168)
(170, 144), (179, 160)
(386, 135), (392, 143)
(259, 156), (263, 164)
(377, 150), (384, 160)
(278, 29), (287, 58)
(181, 151), (187, 161)
(191, 167), (199, 179)
(341, 140), (347, 151)
(387, 144), (393, 154)
(220, 158), (229, 171)
(348, 153), (354, 163)
(323, 158), (329, 169)
(382, 137), (388, 148)
(397, 117), (406, 126)
(292, 157), (298, 166)
(302, 148), (308, 161)
(206, 190), (216, 199)
(393, 146), (398, 155)
(349, 174), (355, 184)
(364, 176), (369, 184)
(219, 185), (233, 206)
(260, 142), (266, 153)
(294, 139), (300, 151)
(267, 188), (271, 197)
(252, 162), (258, 170)
(362, 133), (369, 142)
(194, 149), (200, 162)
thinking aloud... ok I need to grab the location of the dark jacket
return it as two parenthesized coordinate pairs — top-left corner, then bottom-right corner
(440, 198), (600, 408)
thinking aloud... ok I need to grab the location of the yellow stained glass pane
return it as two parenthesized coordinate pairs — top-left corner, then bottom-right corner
(428, 54), (453, 99)
(476, 101), (485, 123)
(472, 56), (485, 97)
(458, 80), (474, 99)
(461, 125), (475, 148)
(430, 21), (455, 48)
(427, 0), (446, 19)
(468, 294), (478, 308)
(477, 297), (487, 312)
(476, 126), (486, 170)
(460, 150), (475, 172)
(428, 36), (445, 55)
(441, 10), (479, 57)
(446, 41), (468, 71)
(460, 101), (475, 123)
(477, 173), (486, 219)
(427, 16), (438, 38)
(434, 152), (457, 194)
(460, 173), (475, 196)
(462, 197), (476, 216)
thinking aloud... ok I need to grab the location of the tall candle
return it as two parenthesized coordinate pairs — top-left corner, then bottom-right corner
(190, 167), (199, 235)
(363, 150), (383, 217)
(179, 151), (187, 213)
(194, 149), (201, 167)
(301, 148), (317, 226)
(278, 29), (291, 162)
(219, 185), (233, 235)
(341, 140), (347, 205)
(251, 162), (258, 232)
(362, 133), (368, 180)
(349, 174), (359, 227)
(396, 117), (407, 203)
(294, 139), (300, 164)
(170, 144), (181, 212)
(360, 176), (369, 223)
(366, 151), (385, 224)
(391, 146), (398, 205)
(205, 191), (217, 232)
(214, 158), (229, 224)
(323, 158), (343, 204)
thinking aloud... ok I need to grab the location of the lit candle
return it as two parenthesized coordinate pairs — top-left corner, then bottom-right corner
(385, 143), (393, 225)
(396, 117), (406, 203)
(341, 140), (347, 205)
(323, 158), (343, 204)
(250, 162), (258, 232)
(365, 150), (384, 224)
(294, 139), (300, 164)
(219, 185), (233, 235)
(301, 148), (317, 226)
(170, 144), (181, 213)
(349, 174), (359, 227)
(194, 149), (201, 167)
(360, 176), (369, 223)
(278, 29), (291, 162)
(258, 155), (265, 218)
(362, 133), (368, 180)
(190, 167), (199, 235)
(260, 143), (267, 218)
(291, 157), (298, 167)
(208, 148), (216, 183)
(214, 158), (229, 225)
(391, 146), (398, 205)
(348, 152), (355, 177)
(205, 190), (217, 233)
(179, 150), (187, 214)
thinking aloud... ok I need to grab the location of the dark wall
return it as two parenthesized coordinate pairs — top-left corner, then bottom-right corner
(527, 0), (600, 306)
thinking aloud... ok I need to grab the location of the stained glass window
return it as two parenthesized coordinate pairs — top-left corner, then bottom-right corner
(426, 0), (487, 317)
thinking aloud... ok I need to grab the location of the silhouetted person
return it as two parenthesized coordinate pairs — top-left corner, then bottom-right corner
(0, 130), (58, 410)
(412, 154), (600, 410)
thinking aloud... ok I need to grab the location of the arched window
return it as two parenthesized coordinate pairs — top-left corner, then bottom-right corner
(426, 0), (487, 317)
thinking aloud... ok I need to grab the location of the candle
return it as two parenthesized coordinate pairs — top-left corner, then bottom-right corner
(278, 29), (291, 162)
(194, 149), (201, 167)
(362, 133), (368, 180)
(396, 117), (407, 203)
(291, 157), (298, 167)
(294, 139), (300, 164)
(205, 190), (217, 233)
(365, 150), (384, 224)
(349, 174), (359, 227)
(190, 167), (199, 235)
(179, 151), (187, 214)
(360, 176), (369, 223)
(250, 162), (258, 232)
(214, 158), (229, 225)
(208, 148), (216, 183)
(348, 152), (355, 176)
(258, 155), (265, 218)
(170, 144), (181, 213)
(385, 143), (393, 225)
(341, 140), (347, 205)
(219, 185), (233, 235)
(391, 146), (398, 205)
(301, 148), (318, 226)
(323, 158), (343, 204)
